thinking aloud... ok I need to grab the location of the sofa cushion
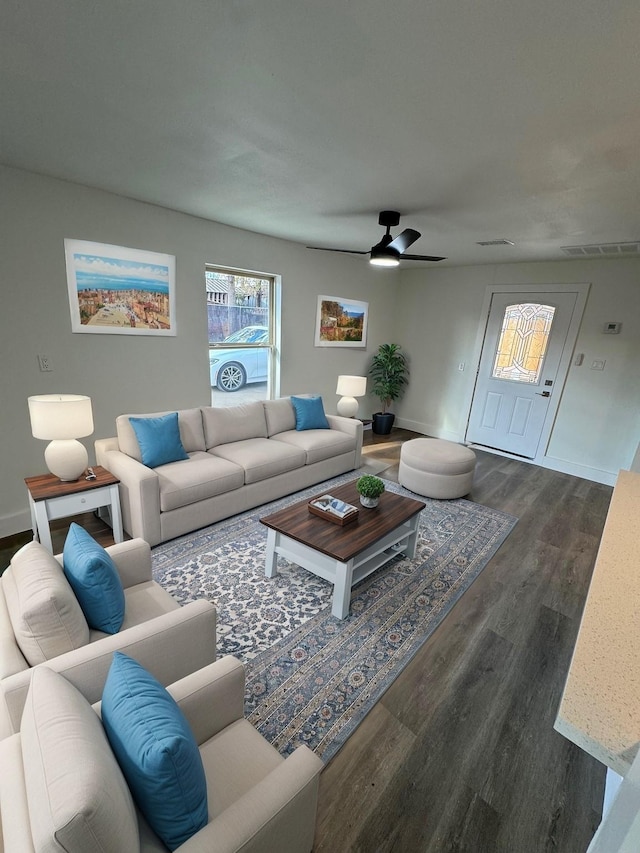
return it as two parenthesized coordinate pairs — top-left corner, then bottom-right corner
(291, 395), (330, 430)
(102, 653), (208, 851)
(156, 451), (244, 512)
(270, 428), (356, 465)
(21, 666), (140, 853)
(202, 401), (268, 449)
(210, 438), (305, 484)
(129, 413), (190, 468)
(117, 408), (206, 461)
(63, 523), (125, 634)
(263, 398), (296, 436)
(3, 541), (89, 666)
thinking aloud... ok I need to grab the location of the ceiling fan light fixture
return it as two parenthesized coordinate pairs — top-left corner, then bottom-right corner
(369, 246), (400, 267)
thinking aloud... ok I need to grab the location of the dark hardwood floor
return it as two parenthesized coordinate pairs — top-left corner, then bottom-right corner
(0, 428), (612, 852)
(315, 428), (611, 853)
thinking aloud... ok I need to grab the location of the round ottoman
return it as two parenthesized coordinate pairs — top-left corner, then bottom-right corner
(399, 438), (476, 499)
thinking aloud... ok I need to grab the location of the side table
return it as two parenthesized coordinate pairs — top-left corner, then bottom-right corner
(25, 466), (123, 553)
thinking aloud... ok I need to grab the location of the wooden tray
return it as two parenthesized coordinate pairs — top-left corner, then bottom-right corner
(308, 501), (359, 526)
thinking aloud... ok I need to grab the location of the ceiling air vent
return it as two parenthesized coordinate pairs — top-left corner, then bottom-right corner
(561, 242), (640, 257)
(476, 239), (515, 246)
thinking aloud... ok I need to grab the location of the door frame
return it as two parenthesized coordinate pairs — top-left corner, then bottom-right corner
(463, 282), (590, 466)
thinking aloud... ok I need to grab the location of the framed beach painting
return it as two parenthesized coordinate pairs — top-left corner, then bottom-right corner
(65, 239), (176, 335)
(314, 295), (368, 348)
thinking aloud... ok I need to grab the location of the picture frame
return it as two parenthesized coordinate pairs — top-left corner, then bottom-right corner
(314, 295), (368, 348)
(64, 239), (176, 336)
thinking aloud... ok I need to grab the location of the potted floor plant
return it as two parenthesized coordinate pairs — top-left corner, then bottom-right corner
(368, 343), (409, 435)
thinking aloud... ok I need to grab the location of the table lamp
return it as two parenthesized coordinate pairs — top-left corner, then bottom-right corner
(336, 375), (367, 418)
(28, 394), (94, 481)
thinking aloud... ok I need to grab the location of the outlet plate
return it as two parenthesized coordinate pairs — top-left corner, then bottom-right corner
(37, 354), (53, 372)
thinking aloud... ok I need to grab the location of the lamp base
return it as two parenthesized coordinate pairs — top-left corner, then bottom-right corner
(337, 396), (359, 418)
(44, 439), (88, 481)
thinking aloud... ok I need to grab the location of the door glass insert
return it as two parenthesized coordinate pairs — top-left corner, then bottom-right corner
(491, 302), (555, 384)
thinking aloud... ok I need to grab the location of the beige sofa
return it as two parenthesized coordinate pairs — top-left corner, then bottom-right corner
(0, 537), (217, 738)
(0, 657), (323, 853)
(95, 398), (363, 546)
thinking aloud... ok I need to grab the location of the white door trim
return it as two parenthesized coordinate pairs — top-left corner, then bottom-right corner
(463, 282), (591, 467)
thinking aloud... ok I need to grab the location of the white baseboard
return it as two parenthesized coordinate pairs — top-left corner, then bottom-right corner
(395, 418), (463, 443)
(539, 456), (618, 487)
(396, 418), (617, 487)
(0, 508), (32, 540)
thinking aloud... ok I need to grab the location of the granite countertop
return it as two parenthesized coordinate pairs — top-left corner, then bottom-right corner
(554, 469), (640, 777)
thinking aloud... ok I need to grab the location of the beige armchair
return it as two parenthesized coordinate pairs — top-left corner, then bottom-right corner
(0, 657), (323, 853)
(0, 537), (217, 738)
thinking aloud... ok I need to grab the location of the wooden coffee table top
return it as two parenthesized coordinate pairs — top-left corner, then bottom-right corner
(260, 480), (425, 563)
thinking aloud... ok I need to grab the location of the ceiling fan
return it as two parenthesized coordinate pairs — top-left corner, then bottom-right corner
(307, 210), (446, 267)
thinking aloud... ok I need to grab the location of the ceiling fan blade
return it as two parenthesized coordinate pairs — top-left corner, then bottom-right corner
(401, 253), (447, 262)
(387, 228), (421, 254)
(306, 246), (368, 255)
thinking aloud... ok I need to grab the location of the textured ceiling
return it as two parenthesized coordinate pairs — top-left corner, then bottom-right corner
(2, 0), (640, 266)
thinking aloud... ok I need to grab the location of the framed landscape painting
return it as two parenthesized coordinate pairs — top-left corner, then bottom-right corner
(65, 239), (176, 335)
(314, 295), (368, 348)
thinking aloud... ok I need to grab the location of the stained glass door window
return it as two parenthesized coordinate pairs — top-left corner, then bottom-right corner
(491, 302), (555, 384)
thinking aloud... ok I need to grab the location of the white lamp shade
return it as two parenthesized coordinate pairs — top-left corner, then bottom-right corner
(336, 375), (367, 397)
(28, 395), (94, 440)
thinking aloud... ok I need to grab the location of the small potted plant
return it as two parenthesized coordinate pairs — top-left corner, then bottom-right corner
(356, 475), (385, 508)
(368, 343), (409, 435)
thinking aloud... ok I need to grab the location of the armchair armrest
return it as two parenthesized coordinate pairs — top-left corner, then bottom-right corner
(94, 440), (162, 545)
(54, 537), (153, 589)
(177, 746), (323, 853)
(105, 538), (152, 588)
(0, 599), (216, 735)
(167, 656), (245, 743)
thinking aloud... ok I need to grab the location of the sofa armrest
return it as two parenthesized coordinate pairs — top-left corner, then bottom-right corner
(0, 599), (217, 736)
(176, 745), (323, 853)
(166, 656), (245, 743)
(326, 414), (363, 467)
(94, 441), (162, 545)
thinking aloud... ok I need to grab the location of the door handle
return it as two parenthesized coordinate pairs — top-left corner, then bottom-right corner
(535, 391), (551, 397)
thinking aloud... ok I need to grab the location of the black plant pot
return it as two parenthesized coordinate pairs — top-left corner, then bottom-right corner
(372, 412), (395, 435)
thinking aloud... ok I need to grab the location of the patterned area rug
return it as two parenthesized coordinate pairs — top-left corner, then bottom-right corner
(152, 474), (517, 763)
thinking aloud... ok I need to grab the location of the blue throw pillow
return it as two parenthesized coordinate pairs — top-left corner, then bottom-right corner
(290, 395), (330, 430)
(101, 653), (208, 851)
(63, 523), (125, 633)
(129, 412), (189, 468)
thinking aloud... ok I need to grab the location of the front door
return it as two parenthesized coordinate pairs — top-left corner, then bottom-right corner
(466, 291), (578, 458)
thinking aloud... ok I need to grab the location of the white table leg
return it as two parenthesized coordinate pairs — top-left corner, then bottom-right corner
(108, 484), (124, 543)
(404, 515), (421, 559)
(32, 500), (53, 553)
(265, 528), (279, 578)
(332, 558), (355, 619)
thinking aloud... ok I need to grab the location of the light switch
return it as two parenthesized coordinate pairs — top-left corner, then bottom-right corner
(591, 360), (605, 371)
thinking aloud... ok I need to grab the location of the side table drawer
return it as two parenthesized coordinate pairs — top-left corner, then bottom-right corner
(43, 486), (114, 521)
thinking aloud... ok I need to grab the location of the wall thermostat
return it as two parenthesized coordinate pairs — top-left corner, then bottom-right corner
(603, 322), (621, 334)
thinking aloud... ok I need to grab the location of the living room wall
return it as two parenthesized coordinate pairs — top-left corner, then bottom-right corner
(395, 262), (640, 484)
(0, 166), (395, 536)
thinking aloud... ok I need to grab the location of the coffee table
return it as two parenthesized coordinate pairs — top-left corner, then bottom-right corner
(260, 481), (425, 619)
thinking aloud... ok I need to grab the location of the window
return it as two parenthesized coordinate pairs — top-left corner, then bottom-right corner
(205, 267), (276, 404)
(491, 302), (555, 384)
